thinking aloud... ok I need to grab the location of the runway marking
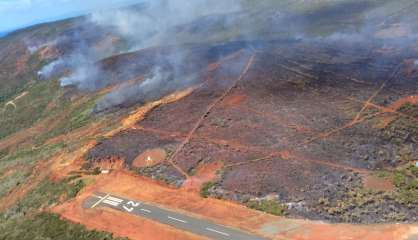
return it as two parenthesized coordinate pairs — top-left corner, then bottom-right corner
(91, 194), (110, 208)
(107, 196), (124, 203)
(87, 193), (267, 239)
(206, 227), (230, 236)
(168, 216), (187, 223)
(140, 208), (152, 213)
(103, 199), (121, 207)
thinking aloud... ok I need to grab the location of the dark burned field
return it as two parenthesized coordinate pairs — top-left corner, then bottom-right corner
(87, 39), (418, 224)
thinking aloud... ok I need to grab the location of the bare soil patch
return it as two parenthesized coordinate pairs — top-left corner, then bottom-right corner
(132, 148), (167, 168)
(362, 174), (395, 192)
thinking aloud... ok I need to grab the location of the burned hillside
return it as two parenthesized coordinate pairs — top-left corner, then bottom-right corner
(87, 36), (418, 223)
(1, 0), (418, 232)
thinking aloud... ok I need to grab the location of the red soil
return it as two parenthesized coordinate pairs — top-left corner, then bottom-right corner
(14, 52), (30, 76)
(389, 95), (418, 110)
(53, 199), (206, 240)
(362, 174), (395, 192)
(52, 170), (418, 240)
(222, 93), (247, 107)
(182, 161), (223, 192)
(373, 95), (418, 128)
(0, 155), (53, 211)
(38, 45), (60, 60)
(166, 54), (255, 178)
(132, 148), (167, 168)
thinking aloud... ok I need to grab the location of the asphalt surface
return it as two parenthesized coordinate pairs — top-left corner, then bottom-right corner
(84, 192), (269, 240)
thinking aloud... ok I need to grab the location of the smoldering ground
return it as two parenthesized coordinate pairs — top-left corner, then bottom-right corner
(30, 0), (418, 111)
(74, 0), (245, 111)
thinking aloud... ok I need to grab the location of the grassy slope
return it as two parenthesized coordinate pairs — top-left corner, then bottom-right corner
(0, 176), (127, 240)
(0, 32), (106, 237)
(0, 18), (75, 103)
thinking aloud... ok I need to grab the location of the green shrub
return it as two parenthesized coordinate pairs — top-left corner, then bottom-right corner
(200, 181), (216, 198)
(67, 179), (86, 199)
(0, 212), (128, 240)
(246, 200), (287, 216)
(92, 167), (101, 175)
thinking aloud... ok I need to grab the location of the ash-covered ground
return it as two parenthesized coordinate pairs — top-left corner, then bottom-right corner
(87, 37), (418, 223)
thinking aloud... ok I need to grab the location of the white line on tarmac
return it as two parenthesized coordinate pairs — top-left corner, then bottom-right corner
(91, 194), (110, 208)
(206, 227), (230, 236)
(92, 194), (105, 199)
(140, 208), (152, 213)
(107, 196), (124, 203)
(103, 199), (121, 207)
(167, 216), (188, 223)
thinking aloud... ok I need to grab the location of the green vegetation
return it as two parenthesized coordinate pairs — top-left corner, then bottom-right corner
(0, 212), (128, 240)
(383, 116), (418, 146)
(390, 164), (418, 205)
(0, 41), (51, 104)
(0, 73), (99, 145)
(5, 177), (84, 216)
(0, 142), (65, 204)
(67, 179), (86, 199)
(200, 181), (216, 198)
(34, 96), (98, 145)
(246, 200), (287, 216)
(0, 169), (31, 198)
(0, 85), (26, 107)
(399, 103), (418, 118)
(408, 164), (418, 177)
(320, 188), (387, 215)
(318, 162), (418, 222)
(0, 142), (66, 176)
(0, 177), (125, 240)
(0, 80), (62, 139)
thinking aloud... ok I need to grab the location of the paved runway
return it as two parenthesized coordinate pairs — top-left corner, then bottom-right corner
(84, 192), (269, 240)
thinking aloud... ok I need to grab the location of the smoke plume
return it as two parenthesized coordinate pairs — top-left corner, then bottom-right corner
(28, 0), (418, 110)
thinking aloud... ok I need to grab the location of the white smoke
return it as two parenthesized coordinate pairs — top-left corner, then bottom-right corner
(58, 0), (242, 90)
(89, 0), (242, 51)
(50, 0), (418, 111)
(38, 59), (64, 79)
(95, 67), (167, 111)
(59, 54), (99, 90)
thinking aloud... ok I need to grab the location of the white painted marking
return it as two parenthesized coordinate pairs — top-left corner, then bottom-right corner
(168, 216), (187, 223)
(140, 208), (151, 213)
(103, 199), (121, 207)
(206, 227), (230, 237)
(123, 206), (134, 212)
(126, 200), (140, 207)
(91, 194), (110, 208)
(107, 196), (124, 203)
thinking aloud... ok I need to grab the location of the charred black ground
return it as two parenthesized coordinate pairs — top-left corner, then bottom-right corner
(87, 38), (418, 223)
